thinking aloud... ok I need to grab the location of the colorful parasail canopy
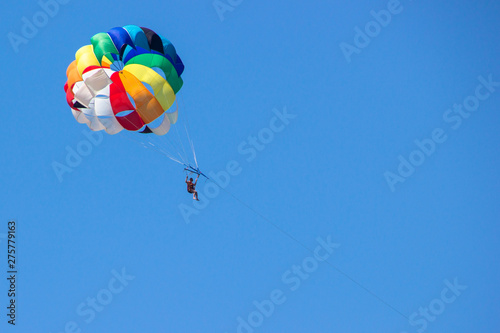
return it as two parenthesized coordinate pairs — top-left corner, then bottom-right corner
(64, 25), (184, 135)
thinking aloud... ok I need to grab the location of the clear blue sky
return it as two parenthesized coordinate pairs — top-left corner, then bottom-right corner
(1, 0), (499, 332)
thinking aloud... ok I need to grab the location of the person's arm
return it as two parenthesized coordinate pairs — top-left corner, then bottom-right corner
(185, 175), (188, 183)
(194, 175), (200, 185)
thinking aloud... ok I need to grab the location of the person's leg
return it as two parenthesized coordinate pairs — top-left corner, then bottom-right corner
(194, 190), (199, 200)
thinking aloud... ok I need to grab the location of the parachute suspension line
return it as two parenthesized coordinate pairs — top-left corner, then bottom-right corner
(125, 98), (192, 169)
(184, 122), (198, 169)
(122, 134), (184, 166)
(145, 140), (184, 166)
(150, 132), (189, 166)
(138, 132), (185, 166)
(143, 140), (183, 165)
(179, 92), (199, 169)
(119, 94), (202, 174)
(145, 142), (184, 165)
(164, 136), (189, 165)
(204, 178), (410, 321)
(163, 99), (190, 166)
(173, 119), (190, 165)
(113, 97), (187, 166)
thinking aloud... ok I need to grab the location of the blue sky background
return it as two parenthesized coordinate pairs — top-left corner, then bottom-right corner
(1, 0), (499, 332)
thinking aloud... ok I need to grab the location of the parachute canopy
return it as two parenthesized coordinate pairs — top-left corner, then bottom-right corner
(64, 25), (184, 135)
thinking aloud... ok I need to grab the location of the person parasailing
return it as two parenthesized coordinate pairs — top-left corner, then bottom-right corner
(186, 174), (200, 201)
